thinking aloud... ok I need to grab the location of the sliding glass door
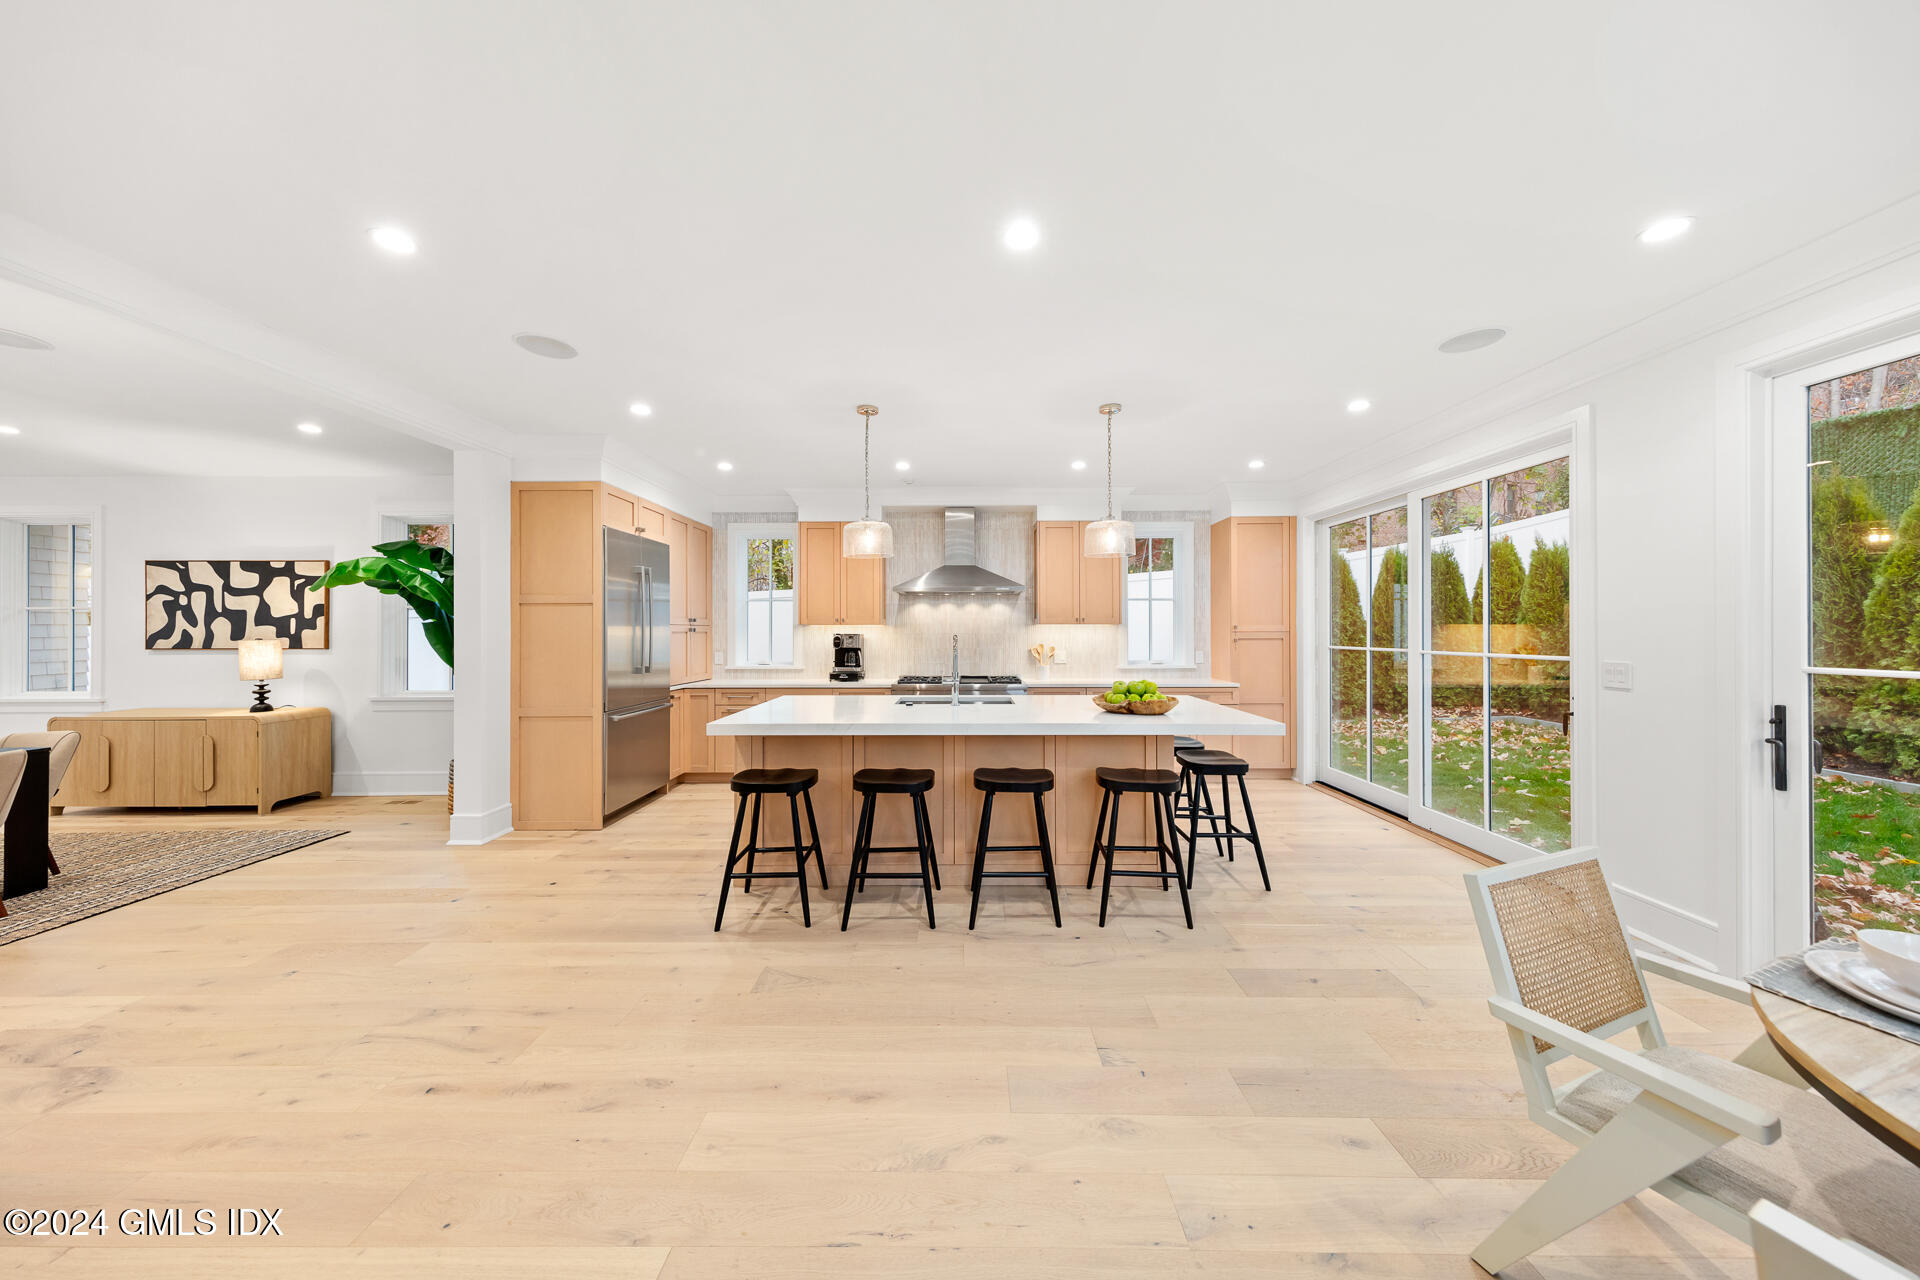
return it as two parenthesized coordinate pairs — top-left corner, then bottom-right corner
(1319, 450), (1576, 860)
(1325, 504), (1410, 812)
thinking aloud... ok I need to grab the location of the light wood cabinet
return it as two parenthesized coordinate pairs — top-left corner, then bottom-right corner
(49, 707), (331, 815)
(667, 512), (690, 625)
(1033, 521), (1123, 624)
(688, 522), (712, 624)
(671, 688), (720, 778)
(797, 522), (887, 627)
(637, 503), (666, 540)
(1210, 516), (1297, 771)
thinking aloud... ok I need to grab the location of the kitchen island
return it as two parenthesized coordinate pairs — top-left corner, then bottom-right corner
(708, 695), (1288, 876)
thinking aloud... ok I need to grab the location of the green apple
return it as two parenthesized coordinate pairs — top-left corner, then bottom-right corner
(1111, 679), (1126, 691)
(1104, 692), (1126, 705)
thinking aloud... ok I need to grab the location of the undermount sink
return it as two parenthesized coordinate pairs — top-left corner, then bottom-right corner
(895, 696), (1016, 706)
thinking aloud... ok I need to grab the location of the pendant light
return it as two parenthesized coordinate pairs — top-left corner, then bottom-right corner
(843, 403), (893, 558)
(1083, 402), (1133, 558)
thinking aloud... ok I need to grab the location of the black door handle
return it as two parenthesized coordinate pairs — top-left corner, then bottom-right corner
(1763, 703), (1788, 793)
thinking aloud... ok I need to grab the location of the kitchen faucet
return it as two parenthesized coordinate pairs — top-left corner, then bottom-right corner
(951, 634), (960, 706)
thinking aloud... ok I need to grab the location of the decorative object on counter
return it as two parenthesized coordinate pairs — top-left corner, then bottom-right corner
(144, 560), (331, 649)
(236, 638), (284, 711)
(1083, 402), (1133, 557)
(842, 403), (893, 558)
(316, 535), (454, 668)
(1094, 678), (1175, 713)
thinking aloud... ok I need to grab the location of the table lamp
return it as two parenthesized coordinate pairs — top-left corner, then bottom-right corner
(237, 638), (284, 713)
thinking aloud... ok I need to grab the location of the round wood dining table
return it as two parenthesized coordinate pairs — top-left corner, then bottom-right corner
(1752, 987), (1920, 1166)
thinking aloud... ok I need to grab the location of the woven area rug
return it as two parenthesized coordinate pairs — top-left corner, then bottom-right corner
(0, 828), (347, 945)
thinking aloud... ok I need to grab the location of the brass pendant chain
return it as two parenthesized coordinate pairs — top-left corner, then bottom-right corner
(863, 418), (871, 521)
(1105, 408), (1115, 520)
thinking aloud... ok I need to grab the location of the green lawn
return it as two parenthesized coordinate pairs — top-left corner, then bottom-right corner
(1328, 712), (1571, 851)
(1813, 772), (1920, 935)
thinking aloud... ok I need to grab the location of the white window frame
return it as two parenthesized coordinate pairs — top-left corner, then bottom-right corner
(728, 522), (800, 669)
(1303, 408), (1595, 868)
(1122, 522), (1194, 668)
(370, 510), (453, 711)
(0, 505), (104, 710)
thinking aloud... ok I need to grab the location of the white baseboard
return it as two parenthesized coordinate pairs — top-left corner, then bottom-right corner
(447, 802), (513, 846)
(332, 770), (449, 797)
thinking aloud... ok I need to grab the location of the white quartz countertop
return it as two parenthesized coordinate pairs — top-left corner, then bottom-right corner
(676, 676), (1240, 691)
(707, 693), (1286, 737)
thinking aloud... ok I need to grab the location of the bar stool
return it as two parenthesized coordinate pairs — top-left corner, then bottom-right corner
(1172, 736), (1205, 817)
(1173, 748), (1271, 892)
(1084, 766), (1192, 929)
(842, 768), (939, 930)
(714, 768), (828, 931)
(967, 767), (1061, 930)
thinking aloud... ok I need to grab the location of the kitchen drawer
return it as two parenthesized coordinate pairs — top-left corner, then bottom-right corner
(715, 689), (765, 707)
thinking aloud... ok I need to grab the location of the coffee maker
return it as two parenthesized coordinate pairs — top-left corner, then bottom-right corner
(830, 633), (865, 682)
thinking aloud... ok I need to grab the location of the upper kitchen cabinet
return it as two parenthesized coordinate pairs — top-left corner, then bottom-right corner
(797, 522), (886, 626)
(1032, 521), (1122, 624)
(664, 511), (714, 626)
(1212, 516), (1294, 635)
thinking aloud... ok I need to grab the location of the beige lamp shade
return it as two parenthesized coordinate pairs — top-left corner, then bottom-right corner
(237, 638), (285, 681)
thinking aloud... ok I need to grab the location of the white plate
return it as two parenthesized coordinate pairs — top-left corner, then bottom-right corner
(1806, 948), (1920, 1024)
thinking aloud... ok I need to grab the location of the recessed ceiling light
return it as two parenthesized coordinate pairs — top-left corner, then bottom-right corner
(296, 422), (323, 436)
(628, 401), (652, 417)
(369, 225), (417, 255)
(0, 424), (19, 436)
(1070, 459), (1087, 470)
(0, 329), (53, 351)
(716, 460), (734, 471)
(1638, 215), (1694, 245)
(894, 460), (910, 471)
(1346, 398), (1371, 414)
(1002, 216), (1041, 252)
(513, 333), (578, 359)
(1438, 328), (1507, 354)
(1248, 459), (1266, 470)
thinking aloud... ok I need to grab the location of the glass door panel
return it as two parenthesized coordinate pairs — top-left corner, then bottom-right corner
(1489, 658), (1572, 851)
(1370, 648), (1409, 792)
(1329, 647), (1369, 778)
(1488, 460), (1572, 657)
(1428, 652), (1485, 826)
(1324, 508), (1409, 805)
(1798, 351), (1920, 937)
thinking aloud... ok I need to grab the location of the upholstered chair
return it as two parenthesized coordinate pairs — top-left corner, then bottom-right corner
(0, 731), (80, 873)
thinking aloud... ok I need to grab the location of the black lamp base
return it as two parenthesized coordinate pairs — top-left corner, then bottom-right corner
(249, 682), (274, 713)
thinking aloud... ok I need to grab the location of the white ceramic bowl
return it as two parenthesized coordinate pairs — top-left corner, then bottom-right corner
(1858, 929), (1920, 997)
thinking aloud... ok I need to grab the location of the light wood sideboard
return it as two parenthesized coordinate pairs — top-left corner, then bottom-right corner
(46, 707), (332, 815)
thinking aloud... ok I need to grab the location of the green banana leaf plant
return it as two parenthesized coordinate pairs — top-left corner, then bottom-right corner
(317, 538), (454, 668)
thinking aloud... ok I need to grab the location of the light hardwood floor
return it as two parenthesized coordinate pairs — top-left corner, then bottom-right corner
(0, 783), (1762, 1278)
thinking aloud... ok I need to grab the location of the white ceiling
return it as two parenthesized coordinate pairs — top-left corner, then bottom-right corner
(0, 279), (450, 476)
(3, 0), (1920, 493)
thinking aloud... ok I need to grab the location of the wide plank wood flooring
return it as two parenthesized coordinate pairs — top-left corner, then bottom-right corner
(0, 783), (1763, 1278)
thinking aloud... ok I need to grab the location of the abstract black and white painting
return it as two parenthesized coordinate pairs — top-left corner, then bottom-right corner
(144, 560), (331, 650)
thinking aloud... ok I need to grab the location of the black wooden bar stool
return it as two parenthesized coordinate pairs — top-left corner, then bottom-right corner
(1084, 766), (1192, 929)
(1172, 747), (1271, 892)
(842, 768), (939, 930)
(714, 768), (828, 931)
(1172, 735), (1205, 815)
(967, 767), (1061, 930)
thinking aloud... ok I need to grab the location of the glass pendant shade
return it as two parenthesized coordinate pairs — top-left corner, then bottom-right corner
(1083, 517), (1134, 558)
(843, 518), (893, 558)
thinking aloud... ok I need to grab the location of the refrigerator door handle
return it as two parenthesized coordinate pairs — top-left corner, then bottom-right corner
(641, 566), (654, 673)
(609, 702), (669, 722)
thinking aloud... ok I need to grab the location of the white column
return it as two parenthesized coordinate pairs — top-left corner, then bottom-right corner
(450, 447), (513, 844)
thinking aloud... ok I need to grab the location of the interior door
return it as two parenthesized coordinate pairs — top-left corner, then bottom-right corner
(1769, 337), (1920, 949)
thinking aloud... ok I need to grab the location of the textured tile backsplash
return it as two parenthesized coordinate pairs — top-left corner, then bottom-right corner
(709, 507), (1211, 683)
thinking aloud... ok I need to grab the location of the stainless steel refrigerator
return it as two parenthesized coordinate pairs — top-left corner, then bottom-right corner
(604, 527), (672, 815)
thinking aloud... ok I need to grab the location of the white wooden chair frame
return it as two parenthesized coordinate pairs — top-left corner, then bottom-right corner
(1752, 1200), (1918, 1280)
(1465, 847), (1808, 1275)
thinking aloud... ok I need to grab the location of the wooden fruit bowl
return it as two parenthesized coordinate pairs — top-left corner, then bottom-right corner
(1090, 694), (1180, 715)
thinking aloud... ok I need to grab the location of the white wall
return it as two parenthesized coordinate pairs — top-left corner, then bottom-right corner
(1293, 240), (1920, 974)
(0, 474), (454, 797)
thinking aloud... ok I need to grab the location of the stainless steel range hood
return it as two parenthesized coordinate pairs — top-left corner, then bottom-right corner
(891, 508), (1025, 595)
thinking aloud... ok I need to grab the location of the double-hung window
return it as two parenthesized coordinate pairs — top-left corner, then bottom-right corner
(379, 516), (452, 696)
(0, 516), (93, 696)
(729, 524), (797, 667)
(1124, 522), (1192, 666)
